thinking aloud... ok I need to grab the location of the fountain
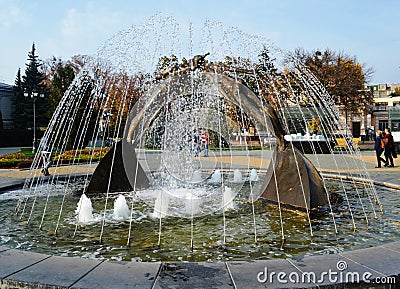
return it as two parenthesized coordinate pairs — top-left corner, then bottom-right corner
(76, 194), (94, 223)
(209, 169), (222, 183)
(0, 16), (397, 263)
(232, 169), (243, 183)
(113, 195), (130, 220)
(249, 168), (258, 182)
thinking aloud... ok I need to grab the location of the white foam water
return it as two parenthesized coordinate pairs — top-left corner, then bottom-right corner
(113, 195), (130, 220)
(209, 170), (222, 183)
(250, 168), (258, 182)
(233, 169), (243, 183)
(76, 194), (94, 223)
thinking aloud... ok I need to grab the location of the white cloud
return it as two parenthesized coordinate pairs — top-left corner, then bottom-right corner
(0, 0), (27, 29)
(60, 2), (123, 54)
(61, 8), (79, 38)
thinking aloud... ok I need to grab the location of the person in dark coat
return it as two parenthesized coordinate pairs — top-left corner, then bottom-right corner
(374, 130), (386, 168)
(383, 128), (394, 167)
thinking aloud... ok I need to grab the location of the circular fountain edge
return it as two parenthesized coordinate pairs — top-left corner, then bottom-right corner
(0, 241), (399, 288)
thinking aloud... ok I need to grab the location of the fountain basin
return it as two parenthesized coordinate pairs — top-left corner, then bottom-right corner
(1, 176), (398, 263)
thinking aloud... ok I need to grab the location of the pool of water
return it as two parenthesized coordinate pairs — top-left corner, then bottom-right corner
(0, 179), (399, 262)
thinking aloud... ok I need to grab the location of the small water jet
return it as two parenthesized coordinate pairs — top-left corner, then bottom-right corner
(223, 186), (235, 211)
(184, 194), (202, 216)
(76, 194), (94, 223)
(191, 170), (203, 183)
(209, 170), (222, 183)
(153, 191), (170, 219)
(249, 168), (258, 182)
(233, 169), (243, 183)
(113, 195), (130, 220)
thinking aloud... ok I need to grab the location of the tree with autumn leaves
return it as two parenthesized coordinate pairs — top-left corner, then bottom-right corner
(292, 48), (374, 115)
(226, 47), (374, 135)
(149, 48), (374, 138)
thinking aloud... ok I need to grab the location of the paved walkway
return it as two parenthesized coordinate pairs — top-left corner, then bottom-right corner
(1, 150), (399, 185)
(0, 163), (96, 188)
(0, 147), (20, 156)
(0, 150), (399, 288)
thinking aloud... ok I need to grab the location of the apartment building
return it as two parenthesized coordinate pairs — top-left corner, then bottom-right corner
(369, 83), (400, 130)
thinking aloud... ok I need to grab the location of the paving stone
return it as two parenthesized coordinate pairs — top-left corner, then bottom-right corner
(380, 240), (400, 253)
(71, 260), (161, 289)
(288, 253), (385, 287)
(4, 255), (102, 288)
(0, 248), (50, 279)
(340, 245), (400, 277)
(227, 259), (303, 289)
(153, 262), (233, 289)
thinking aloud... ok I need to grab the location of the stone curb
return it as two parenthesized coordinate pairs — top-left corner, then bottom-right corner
(0, 241), (399, 288)
(321, 171), (400, 190)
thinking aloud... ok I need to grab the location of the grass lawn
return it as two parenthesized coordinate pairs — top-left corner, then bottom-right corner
(20, 147), (36, 157)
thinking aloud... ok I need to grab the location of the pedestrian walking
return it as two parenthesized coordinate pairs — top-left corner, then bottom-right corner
(200, 130), (210, 157)
(192, 129), (200, 157)
(383, 128), (394, 167)
(374, 130), (386, 168)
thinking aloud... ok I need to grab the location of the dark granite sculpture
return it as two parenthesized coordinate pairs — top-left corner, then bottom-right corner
(85, 140), (150, 196)
(214, 73), (328, 210)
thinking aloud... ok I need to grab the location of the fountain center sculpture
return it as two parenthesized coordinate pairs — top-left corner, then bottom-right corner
(87, 52), (329, 212)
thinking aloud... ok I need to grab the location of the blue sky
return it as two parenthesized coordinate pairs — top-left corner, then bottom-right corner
(0, 0), (398, 85)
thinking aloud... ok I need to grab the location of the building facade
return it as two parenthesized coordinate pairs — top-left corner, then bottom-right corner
(338, 102), (368, 139)
(0, 82), (14, 129)
(369, 83), (400, 141)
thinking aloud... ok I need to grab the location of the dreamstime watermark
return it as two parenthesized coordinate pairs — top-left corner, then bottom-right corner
(257, 260), (396, 285)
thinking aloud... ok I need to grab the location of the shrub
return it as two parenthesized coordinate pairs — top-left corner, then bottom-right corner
(54, 148), (110, 162)
(0, 148), (110, 169)
(0, 152), (28, 168)
(17, 160), (33, 169)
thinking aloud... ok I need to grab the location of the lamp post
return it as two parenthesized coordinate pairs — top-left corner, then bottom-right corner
(102, 111), (112, 147)
(24, 91), (44, 153)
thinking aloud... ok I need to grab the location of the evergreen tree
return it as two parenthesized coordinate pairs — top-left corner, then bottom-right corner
(12, 68), (27, 129)
(22, 43), (49, 129)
